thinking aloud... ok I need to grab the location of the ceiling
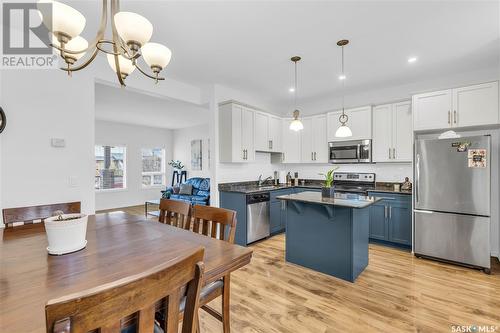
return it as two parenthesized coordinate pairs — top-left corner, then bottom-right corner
(77, 1), (499, 110)
(95, 83), (209, 129)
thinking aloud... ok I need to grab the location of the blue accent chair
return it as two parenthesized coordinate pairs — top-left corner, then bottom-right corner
(161, 177), (210, 206)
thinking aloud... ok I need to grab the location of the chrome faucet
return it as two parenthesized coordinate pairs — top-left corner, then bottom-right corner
(258, 175), (273, 186)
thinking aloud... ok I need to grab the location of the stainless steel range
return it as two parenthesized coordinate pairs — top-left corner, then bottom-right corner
(333, 172), (376, 195)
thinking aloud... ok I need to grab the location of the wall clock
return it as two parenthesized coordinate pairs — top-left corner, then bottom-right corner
(0, 107), (5, 133)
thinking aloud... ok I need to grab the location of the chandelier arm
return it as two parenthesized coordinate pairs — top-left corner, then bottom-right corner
(60, 47), (99, 72)
(135, 62), (166, 81)
(111, 0), (126, 86)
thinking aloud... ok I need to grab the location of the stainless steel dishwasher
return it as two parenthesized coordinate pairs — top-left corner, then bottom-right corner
(246, 192), (270, 243)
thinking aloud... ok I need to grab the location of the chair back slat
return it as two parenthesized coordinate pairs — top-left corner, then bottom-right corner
(188, 206), (237, 243)
(159, 199), (191, 229)
(2, 202), (81, 228)
(46, 248), (205, 333)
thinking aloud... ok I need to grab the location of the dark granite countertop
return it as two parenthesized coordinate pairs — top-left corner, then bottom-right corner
(219, 180), (412, 196)
(276, 191), (382, 209)
(218, 180), (323, 194)
(372, 182), (412, 195)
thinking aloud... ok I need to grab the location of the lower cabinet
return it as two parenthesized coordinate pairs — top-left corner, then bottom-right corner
(270, 201), (283, 234)
(367, 192), (412, 247)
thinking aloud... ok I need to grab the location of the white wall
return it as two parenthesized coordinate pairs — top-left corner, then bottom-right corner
(0, 69), (95, 222)
(172, 124), (210, 179)
(94, 120), (173, 211)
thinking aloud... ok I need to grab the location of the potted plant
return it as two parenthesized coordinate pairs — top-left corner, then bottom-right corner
(319, 167), (339, 198)
(168, 159), (184, 171)
(44, 211), (88, 255)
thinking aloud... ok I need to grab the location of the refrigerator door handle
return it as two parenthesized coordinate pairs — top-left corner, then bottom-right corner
(416, 153), (420, 203)
(414, 209), (433, 214)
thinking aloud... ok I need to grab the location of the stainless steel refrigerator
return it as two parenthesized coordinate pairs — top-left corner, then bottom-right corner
(414, 135), (491, 271)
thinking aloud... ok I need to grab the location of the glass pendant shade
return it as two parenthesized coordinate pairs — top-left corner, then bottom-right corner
(141, 43), (172, 69)
(289, 119), (304, 131)
(335, 124), (353, 138)
(38, 0), (86, 39)
(53, 35), (88, 60)
(114, 12), (153, 46)
(107, 54), (135, 76)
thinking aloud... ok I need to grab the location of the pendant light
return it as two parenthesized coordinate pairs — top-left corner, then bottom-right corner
(289, 56), (304, 131)
(335, 39), (353, 138)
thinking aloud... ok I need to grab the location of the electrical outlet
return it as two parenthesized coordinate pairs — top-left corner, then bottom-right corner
(51, 138), (66, 148)
(68, 176), (78, 188)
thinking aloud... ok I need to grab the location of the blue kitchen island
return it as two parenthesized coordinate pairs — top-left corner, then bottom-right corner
(277, 191), (381, 282)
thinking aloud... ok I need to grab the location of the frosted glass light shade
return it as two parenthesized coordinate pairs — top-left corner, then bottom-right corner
(38, 0), (86, 39)
(141, 43), (172, 69)
(335, 124), (353, 138)
(114, 12), (153, 46)
(53, 35), (88, 60)
(289, 119), (304, 131)
(107, 54), (135, 76)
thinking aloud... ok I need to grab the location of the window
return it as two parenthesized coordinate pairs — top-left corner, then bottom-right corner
(142, 148), (165, 187)
(95, 145), (126, 190)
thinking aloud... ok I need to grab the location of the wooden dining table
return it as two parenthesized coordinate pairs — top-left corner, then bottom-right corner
(0, 212), (253, 333)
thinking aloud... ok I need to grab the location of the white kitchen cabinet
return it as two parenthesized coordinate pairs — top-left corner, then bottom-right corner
(393, 101), (412, 161)
(312, 115), (328, 163)
(372, 104), (393, 162)
(254, 112), (269, 152)
(254, 112), (282, 152)
(281, 119), (301, 163)
(268, 115), (282, 152)
(412, 89), (452, 131)
(219, 102), (255, 162)
(453, 81), (499, 128)
(300, 115), (328, 163)
(327, 106), (372, 142)
(373, 101), (412, 163)
(413, 81), (499, 131)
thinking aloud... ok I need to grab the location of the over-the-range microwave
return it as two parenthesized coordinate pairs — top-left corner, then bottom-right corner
(328, 139), (372, 164)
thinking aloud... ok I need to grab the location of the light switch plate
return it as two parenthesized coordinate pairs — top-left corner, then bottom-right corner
(51, 138), (66, 148)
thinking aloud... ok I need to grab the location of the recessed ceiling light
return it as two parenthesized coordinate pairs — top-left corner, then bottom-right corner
(338, 74), (346, 80)
(408, 56), (418, 63)
(289, 87), (295, 92)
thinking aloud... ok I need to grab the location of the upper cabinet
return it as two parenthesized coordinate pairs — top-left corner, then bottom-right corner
(413, 81), (499, 131)
(373, 101), (412, 162)
(281, 119), (301, 163)
(255, 112), (282, 152)
(219, 102), (255, 163)
(327, 106), (372, 142)
(300, 115), (328, 163)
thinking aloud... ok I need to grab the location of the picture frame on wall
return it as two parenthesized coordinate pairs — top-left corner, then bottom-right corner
(191, 139), (202, 170)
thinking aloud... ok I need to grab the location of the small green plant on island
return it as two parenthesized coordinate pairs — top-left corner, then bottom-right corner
(319, 167), (340, 188)
(168, 160), (185, 170)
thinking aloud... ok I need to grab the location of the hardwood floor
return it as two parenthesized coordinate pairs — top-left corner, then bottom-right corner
(98, 205), (500, 333)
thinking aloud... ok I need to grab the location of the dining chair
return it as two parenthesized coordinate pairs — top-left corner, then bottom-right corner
(187, 205), (237, 333)
(2, 202), (81, 228)
(46, 247), (205, 333)
(158, 199), (191, 229)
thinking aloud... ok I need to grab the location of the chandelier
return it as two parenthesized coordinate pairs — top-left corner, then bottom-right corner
(38, 0), (172, 86)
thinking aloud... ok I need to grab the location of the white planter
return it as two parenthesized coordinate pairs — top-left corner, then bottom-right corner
(44, 214), (88, 255)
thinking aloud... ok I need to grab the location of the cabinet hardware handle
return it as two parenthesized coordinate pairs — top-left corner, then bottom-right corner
(392, 148), (396, 160)
(388, 148), (391, 159)
(282, 153), (285, 162)
(448, 111), (451, 124)
(389, 206), (392, 219)
(244, 149), (247, 160)
(269, 140), (272, 149)
(384, 205), (388, 218)
(314, 152), (317, 161)
(271, 140), (273, 149)
(242, 149), (245, 160)
(453, 110), (457, 124)
(311, 152), (314, 161)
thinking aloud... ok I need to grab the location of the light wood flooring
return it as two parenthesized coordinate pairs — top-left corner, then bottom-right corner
(98, 205), (500, 333)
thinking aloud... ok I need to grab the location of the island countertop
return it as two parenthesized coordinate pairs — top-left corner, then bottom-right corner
(277, 191), (382, 209)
